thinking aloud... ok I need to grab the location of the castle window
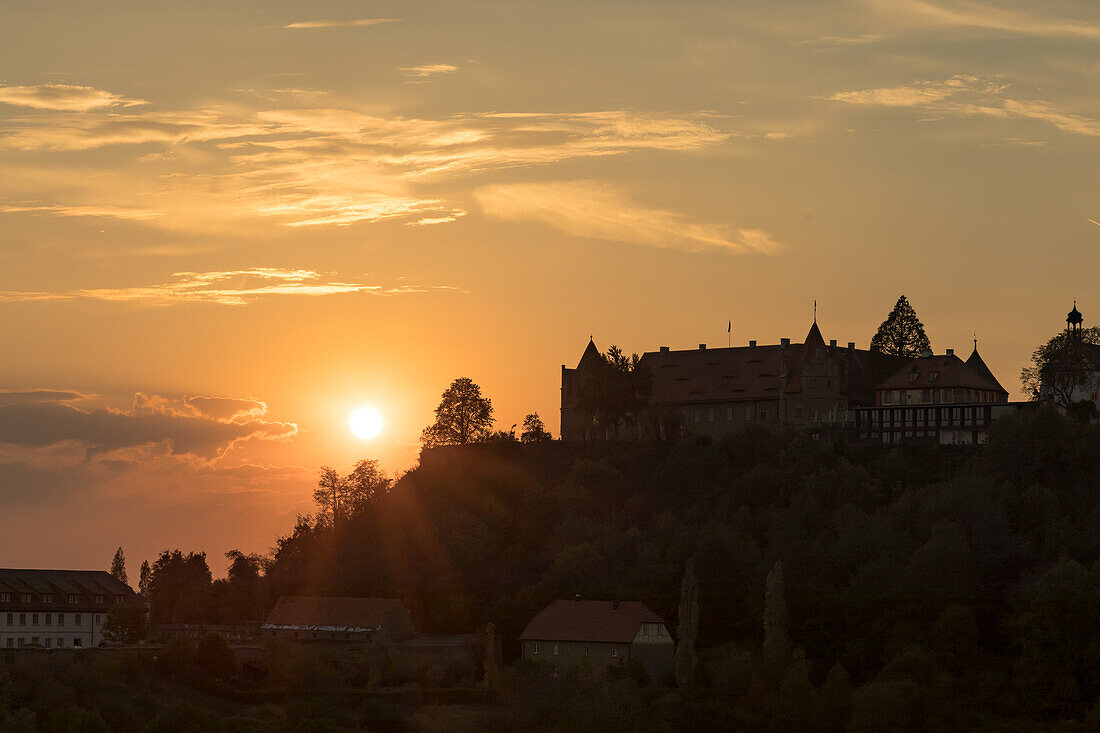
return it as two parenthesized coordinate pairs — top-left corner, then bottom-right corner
(795, 402), (804, 417)
(726, 407), (733, 421)
(707, 408), (715, 422)
(532, 642), (539, 655)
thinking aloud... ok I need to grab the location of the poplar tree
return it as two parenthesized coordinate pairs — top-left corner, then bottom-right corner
(763, 561), (791, 668)
(870, 295), (931, 357)
(110, 547), (128, 584)
(138, 560), (151, 595)
(675, 559), (699, 687)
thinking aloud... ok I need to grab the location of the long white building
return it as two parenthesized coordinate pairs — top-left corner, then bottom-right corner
(0, 569), (143, 649)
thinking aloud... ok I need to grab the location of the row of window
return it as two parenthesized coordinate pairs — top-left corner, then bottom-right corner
(0, 592), (119, 605)
(4, 637), (83, 648)
(863, 407), (984, 427)
(530, 642), (617, 657)
(5, 613), (98, 627)
(686, 403), (847, 423)
(881, 388), (999, 405)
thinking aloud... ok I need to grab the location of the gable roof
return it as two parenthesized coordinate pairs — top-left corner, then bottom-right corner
(520, 600), (666, 643)
(0, 569), (137, 598)
(263, 596), (409, 631)
(877, 353), (1007, 393)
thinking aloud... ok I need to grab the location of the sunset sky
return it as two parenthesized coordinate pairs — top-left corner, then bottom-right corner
(1, 0), (1097, 573)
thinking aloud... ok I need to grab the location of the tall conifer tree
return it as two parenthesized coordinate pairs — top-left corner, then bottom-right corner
(870, 295), (931, 357)
(109, 547), (128, 584)
(675, 559), (699, 687)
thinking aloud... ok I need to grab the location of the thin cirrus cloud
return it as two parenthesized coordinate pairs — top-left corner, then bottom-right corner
(829, 75), (1100, 137)
(283, 18), (399, 29)
(0, 84), (145, 111)
(0, 268), (458, 306)
(400, 64), (459, 80)
(0, 84), (736, 230)
(0, 203), (162, 220)
(475, 181), (781, 255)
(882, 0), (1100, 41)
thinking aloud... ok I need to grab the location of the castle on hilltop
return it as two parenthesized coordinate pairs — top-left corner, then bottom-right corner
(561, 317), (1015, 446)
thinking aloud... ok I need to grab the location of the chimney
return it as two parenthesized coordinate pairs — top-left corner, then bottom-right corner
(659, 346), (669, 354)
(699, 343), (706, 350)
(847, 342), (855, 350)
(781, 338), (790, 347)
(829, 339), (837, 347)
(946, 348), (954, 357)
(612, 600), (621, 611)
(749, 340), (757, 348)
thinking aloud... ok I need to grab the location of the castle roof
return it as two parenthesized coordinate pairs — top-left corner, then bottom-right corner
(638, 331), (906, 406)
(877, 353), (1007, 394)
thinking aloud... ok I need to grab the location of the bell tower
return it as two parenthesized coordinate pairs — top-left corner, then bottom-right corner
(1067, 301), (1083, 340)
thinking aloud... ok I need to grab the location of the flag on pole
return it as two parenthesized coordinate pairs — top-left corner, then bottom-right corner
(727, 321), (731, 333)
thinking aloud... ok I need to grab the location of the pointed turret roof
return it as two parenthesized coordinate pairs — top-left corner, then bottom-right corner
(966, 344), (1006, 393)
(1068, 300), (1083, 325)
(803, 320), (826, 351)
(576, 338), (602, 370)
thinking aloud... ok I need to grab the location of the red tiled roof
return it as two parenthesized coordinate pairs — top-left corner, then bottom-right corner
(520, 600), (665, 643)
(263, 596), (407, 630)
(877, 353), (1007, 393)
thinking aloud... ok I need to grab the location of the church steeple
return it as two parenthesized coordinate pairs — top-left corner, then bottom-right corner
(1067, 301), (1084, 340)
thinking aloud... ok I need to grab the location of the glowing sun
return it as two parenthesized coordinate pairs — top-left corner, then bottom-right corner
(349, 406), (384, 440)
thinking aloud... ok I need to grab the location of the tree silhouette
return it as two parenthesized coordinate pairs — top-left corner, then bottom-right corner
(345, 459), (391, 512)
(138, 560), (151, 596)
(109, 547), (128, 584)
(675, 559), (699, 687)
(578, 346), (652, 439)
(763, 561), (791, 669)
(520, 412), (552, 443)
(313, 466), (346, 527)
(870, 295), (931, 357)
(1020, 326), (1100, 408)
(421, 377), (494, 447)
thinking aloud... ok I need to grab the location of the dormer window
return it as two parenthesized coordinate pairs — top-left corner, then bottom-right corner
(20, 594), (31, 604)
(908, 372), (918, 382)
(929, 371), (939, 382)
(41, 594), (52, 604)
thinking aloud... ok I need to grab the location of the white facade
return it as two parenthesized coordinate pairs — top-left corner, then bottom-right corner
(1, 607), (107, 649)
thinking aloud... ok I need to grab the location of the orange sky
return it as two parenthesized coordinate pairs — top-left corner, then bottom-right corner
(0, 0), (1097, 573)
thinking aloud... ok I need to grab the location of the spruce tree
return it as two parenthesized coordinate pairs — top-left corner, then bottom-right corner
(870, 295), (931, 357)
(110, 547), (128, 584)
(675, 559), (699, 687)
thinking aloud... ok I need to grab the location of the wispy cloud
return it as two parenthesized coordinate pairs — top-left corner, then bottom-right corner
(283, 18), (399, 29)
(0, 268), (457, 306)
(400, 64), (459, 81)
(0, 82), (735, 230)
(883, 0), (1100, 41)
(0, 203), (162, 220)
(829, 75), (1100, 137)
(475, 181), (781, 255)
(0, 84), (145, 111)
